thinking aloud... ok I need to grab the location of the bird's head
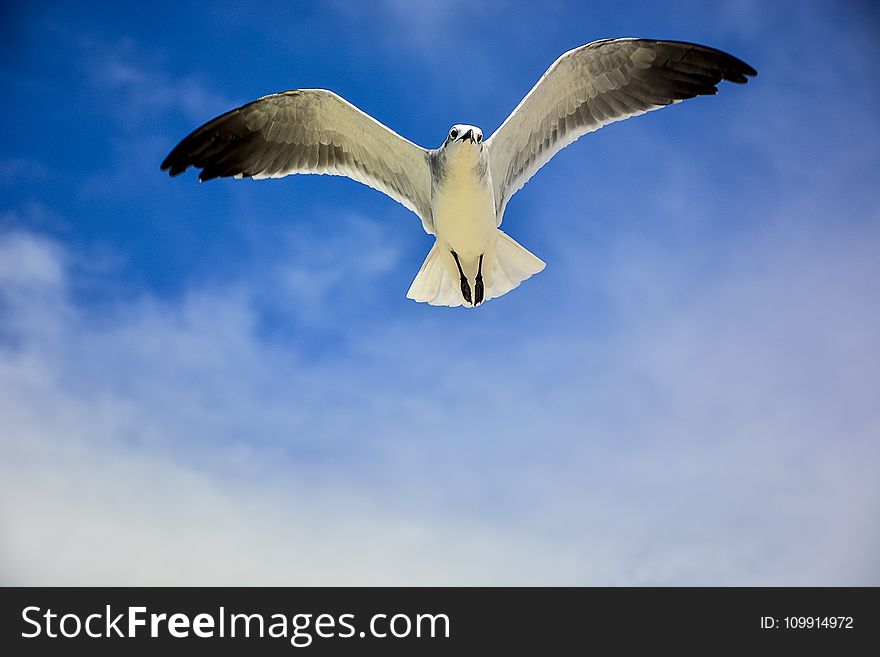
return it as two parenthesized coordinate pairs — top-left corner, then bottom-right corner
(444, 124), (483, 149)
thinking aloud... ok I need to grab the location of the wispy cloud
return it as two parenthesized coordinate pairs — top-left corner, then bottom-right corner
(2, 182), (878, 584)
(81, 35), (235, 126)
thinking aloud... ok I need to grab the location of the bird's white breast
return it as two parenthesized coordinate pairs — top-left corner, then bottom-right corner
(432, 150), (496, 260)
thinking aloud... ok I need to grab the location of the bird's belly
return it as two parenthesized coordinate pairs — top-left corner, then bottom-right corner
(433, 178), (496, 257)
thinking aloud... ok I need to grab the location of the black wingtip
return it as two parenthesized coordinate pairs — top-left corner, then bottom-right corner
(728, 64), (757, 84)
(160, 149), (175, 171)
(198, 167), (224, 182)
(160, 152), (188, 176)
(162, 164), (188, 177)
(728, 56), (758, 83)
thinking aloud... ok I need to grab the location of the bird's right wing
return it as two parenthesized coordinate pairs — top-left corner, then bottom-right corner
(161, 89), (434, 231)
(486, 39), (756, 222)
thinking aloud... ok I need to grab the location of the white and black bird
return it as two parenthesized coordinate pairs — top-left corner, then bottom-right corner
(162, 38), (755, 307)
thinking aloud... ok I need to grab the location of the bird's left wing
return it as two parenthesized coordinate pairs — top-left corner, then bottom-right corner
(161, 89), (434, 230)
(486, 39), (756, 223)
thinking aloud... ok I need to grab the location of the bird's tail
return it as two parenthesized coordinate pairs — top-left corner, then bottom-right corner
(406, 230), (545, 307)
(486, 230), (546, 302)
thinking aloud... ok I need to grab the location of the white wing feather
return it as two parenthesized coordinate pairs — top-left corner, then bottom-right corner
(486, 39), (756, 223)
(162, 89), (434, 232)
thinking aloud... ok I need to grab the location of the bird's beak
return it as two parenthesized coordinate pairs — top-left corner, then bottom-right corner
(461, 128), (474, 143)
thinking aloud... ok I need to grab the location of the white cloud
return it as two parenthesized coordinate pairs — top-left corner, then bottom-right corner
(1, 194), (878, 584)
(0, 231), (64, 289)
(82, 36), (235, 125)
(1, 409), (586, 585)
(0, 231), (596, 585)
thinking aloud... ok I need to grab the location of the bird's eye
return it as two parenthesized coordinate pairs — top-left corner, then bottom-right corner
(476, 133), (482, 143)
(450, 128), (459, 139)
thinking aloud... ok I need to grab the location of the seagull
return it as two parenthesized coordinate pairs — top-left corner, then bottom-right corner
(162, 38), (755, 308)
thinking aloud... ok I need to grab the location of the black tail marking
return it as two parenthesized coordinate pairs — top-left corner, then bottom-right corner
(474, 254), (484, 305)
(451, 250), (472, 305)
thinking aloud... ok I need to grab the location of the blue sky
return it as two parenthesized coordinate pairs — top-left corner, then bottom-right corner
(1, 1), (879, 584)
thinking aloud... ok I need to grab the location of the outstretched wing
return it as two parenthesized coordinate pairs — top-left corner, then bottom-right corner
(486, 39), (756, 222)
(161, 89), (434, 230)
